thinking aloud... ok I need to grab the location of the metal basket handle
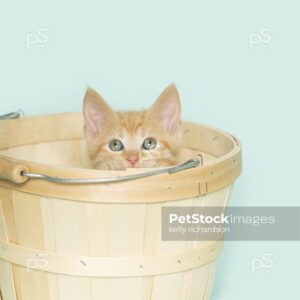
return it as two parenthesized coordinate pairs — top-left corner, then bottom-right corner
(0, 157), (201, 185)
(21, 158), (201, 184)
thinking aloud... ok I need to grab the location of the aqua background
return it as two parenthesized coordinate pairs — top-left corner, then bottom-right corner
(1, 1), (299, 299)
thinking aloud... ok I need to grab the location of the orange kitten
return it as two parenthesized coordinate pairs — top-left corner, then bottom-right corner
(83, 84), (182, 170)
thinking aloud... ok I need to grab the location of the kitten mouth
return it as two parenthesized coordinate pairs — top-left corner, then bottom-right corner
(128, 164), (138, 168)
(128, 162), (155, 169)
(126, 162), (141, 168)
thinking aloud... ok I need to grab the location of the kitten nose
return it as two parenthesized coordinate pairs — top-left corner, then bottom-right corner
(127, 152), (139, 167)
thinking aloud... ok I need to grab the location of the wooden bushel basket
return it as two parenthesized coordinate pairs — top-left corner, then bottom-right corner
(0, 113), (241, 300)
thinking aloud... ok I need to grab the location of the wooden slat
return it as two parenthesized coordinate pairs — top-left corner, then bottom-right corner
(0, 186), (20, 299)
(51, 198), (92, 300)
(0, 187), (17, 300)
(106, 203), (145, 300)
(203, 262), (217, 300)
(12, 191), (49, 300)
(86, 203), (109, 299)
(40, 197), (59, 300)
(150, 197), (194, 299)
(187, 264), (213, 299)
(141, 202), (161, 300)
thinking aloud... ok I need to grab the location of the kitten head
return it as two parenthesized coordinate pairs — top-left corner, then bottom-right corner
(83, 84), (182, 170)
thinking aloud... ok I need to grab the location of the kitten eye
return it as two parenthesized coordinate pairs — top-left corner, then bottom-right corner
(142, 137), (157, 150)
(109, 139), (124, 151)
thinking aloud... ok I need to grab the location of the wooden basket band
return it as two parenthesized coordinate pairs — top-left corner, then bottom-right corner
(0, 240), (223, 278)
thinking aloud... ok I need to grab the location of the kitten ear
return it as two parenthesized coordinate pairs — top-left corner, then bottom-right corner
(83, 87), (115, 139)
(149, 84), (181, 133)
